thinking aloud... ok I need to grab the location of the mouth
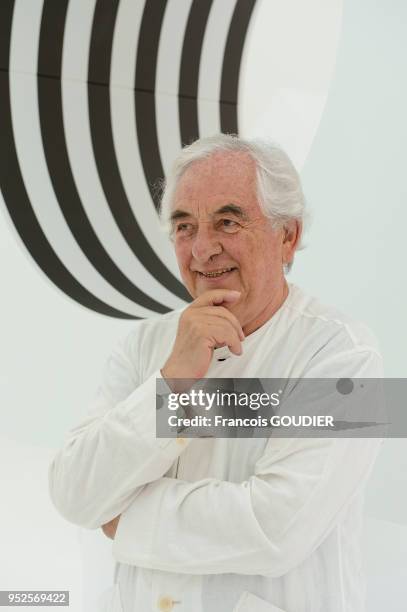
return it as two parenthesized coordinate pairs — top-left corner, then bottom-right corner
(196, 267), (237, 279)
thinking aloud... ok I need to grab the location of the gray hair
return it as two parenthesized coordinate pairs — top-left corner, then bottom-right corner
(159, 134), (307, 270)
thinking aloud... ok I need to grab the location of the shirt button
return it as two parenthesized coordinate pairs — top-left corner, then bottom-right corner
(157, 596), (175, 611)
(176, 437), (186, 446)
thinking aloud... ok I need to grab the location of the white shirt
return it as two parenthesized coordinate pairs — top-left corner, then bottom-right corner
(49, 284), (383, 612)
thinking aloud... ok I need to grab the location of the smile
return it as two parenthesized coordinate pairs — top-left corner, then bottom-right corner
(197, 267), (236, 278)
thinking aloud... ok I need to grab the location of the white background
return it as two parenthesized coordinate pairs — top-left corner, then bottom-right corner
(1, 0), (406, 610)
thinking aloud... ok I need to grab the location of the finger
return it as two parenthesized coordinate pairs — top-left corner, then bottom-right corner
(191, 289), (241, 309)
(201, 307), (245, 341)
(205, 322), (242, 356)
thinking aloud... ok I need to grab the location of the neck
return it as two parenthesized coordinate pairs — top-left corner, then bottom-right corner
(242, 280), (289, 336)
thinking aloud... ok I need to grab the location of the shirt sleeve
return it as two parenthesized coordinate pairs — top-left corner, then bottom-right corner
(48, 337), (189, 529)
(112, 348), (384, 576)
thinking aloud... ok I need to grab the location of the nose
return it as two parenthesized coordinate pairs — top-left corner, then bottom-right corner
(191, 222), (222, 263)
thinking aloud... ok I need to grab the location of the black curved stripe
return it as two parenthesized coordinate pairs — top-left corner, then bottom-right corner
(88, 0), (191, 303)
(38, 0), (169, 315)
(134, 0), (167, 211)
(220, 0), (257, 133)
(0, 0), (135, 320)
(178, 0), (213, 146)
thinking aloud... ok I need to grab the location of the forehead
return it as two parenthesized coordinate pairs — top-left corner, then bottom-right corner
(173, 151), (260, 216)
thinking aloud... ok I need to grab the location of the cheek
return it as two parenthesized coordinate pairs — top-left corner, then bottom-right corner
(175, 244), (190, 270)
(233, 236), (262, 269)
(243, 238), (282, 280)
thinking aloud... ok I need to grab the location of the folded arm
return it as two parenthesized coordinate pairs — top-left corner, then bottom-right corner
(112, 435), (381, 576)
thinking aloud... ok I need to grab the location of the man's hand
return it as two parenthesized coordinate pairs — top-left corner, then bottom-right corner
(161, 289), (244, 380)
(101, 515), (120, 540)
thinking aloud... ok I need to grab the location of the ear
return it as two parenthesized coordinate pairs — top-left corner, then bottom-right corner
(282, 220), (302, 264)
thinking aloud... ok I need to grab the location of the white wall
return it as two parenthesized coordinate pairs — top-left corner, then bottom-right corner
(1, 0), (406, 610)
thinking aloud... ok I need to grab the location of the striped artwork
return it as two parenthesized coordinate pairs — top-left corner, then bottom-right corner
(0, 0), (256, 319)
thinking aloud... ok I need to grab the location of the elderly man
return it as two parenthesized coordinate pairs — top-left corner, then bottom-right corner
(49, 135), (382, 612)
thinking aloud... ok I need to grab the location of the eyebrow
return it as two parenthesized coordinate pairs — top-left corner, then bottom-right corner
(170, 209), (191, 222)
(215, 204), (248, 218)
(170, 203), (248, 223)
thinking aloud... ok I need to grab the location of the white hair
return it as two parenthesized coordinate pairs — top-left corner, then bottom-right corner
(159, 133), (308, 270)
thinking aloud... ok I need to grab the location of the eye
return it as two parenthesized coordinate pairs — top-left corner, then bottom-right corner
(219, 218), (240, 233)
(175, 222), (193, 232)
(173, 222), (195, 239)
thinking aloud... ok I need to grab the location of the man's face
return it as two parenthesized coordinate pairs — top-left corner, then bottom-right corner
(171, 151), (296, 332)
